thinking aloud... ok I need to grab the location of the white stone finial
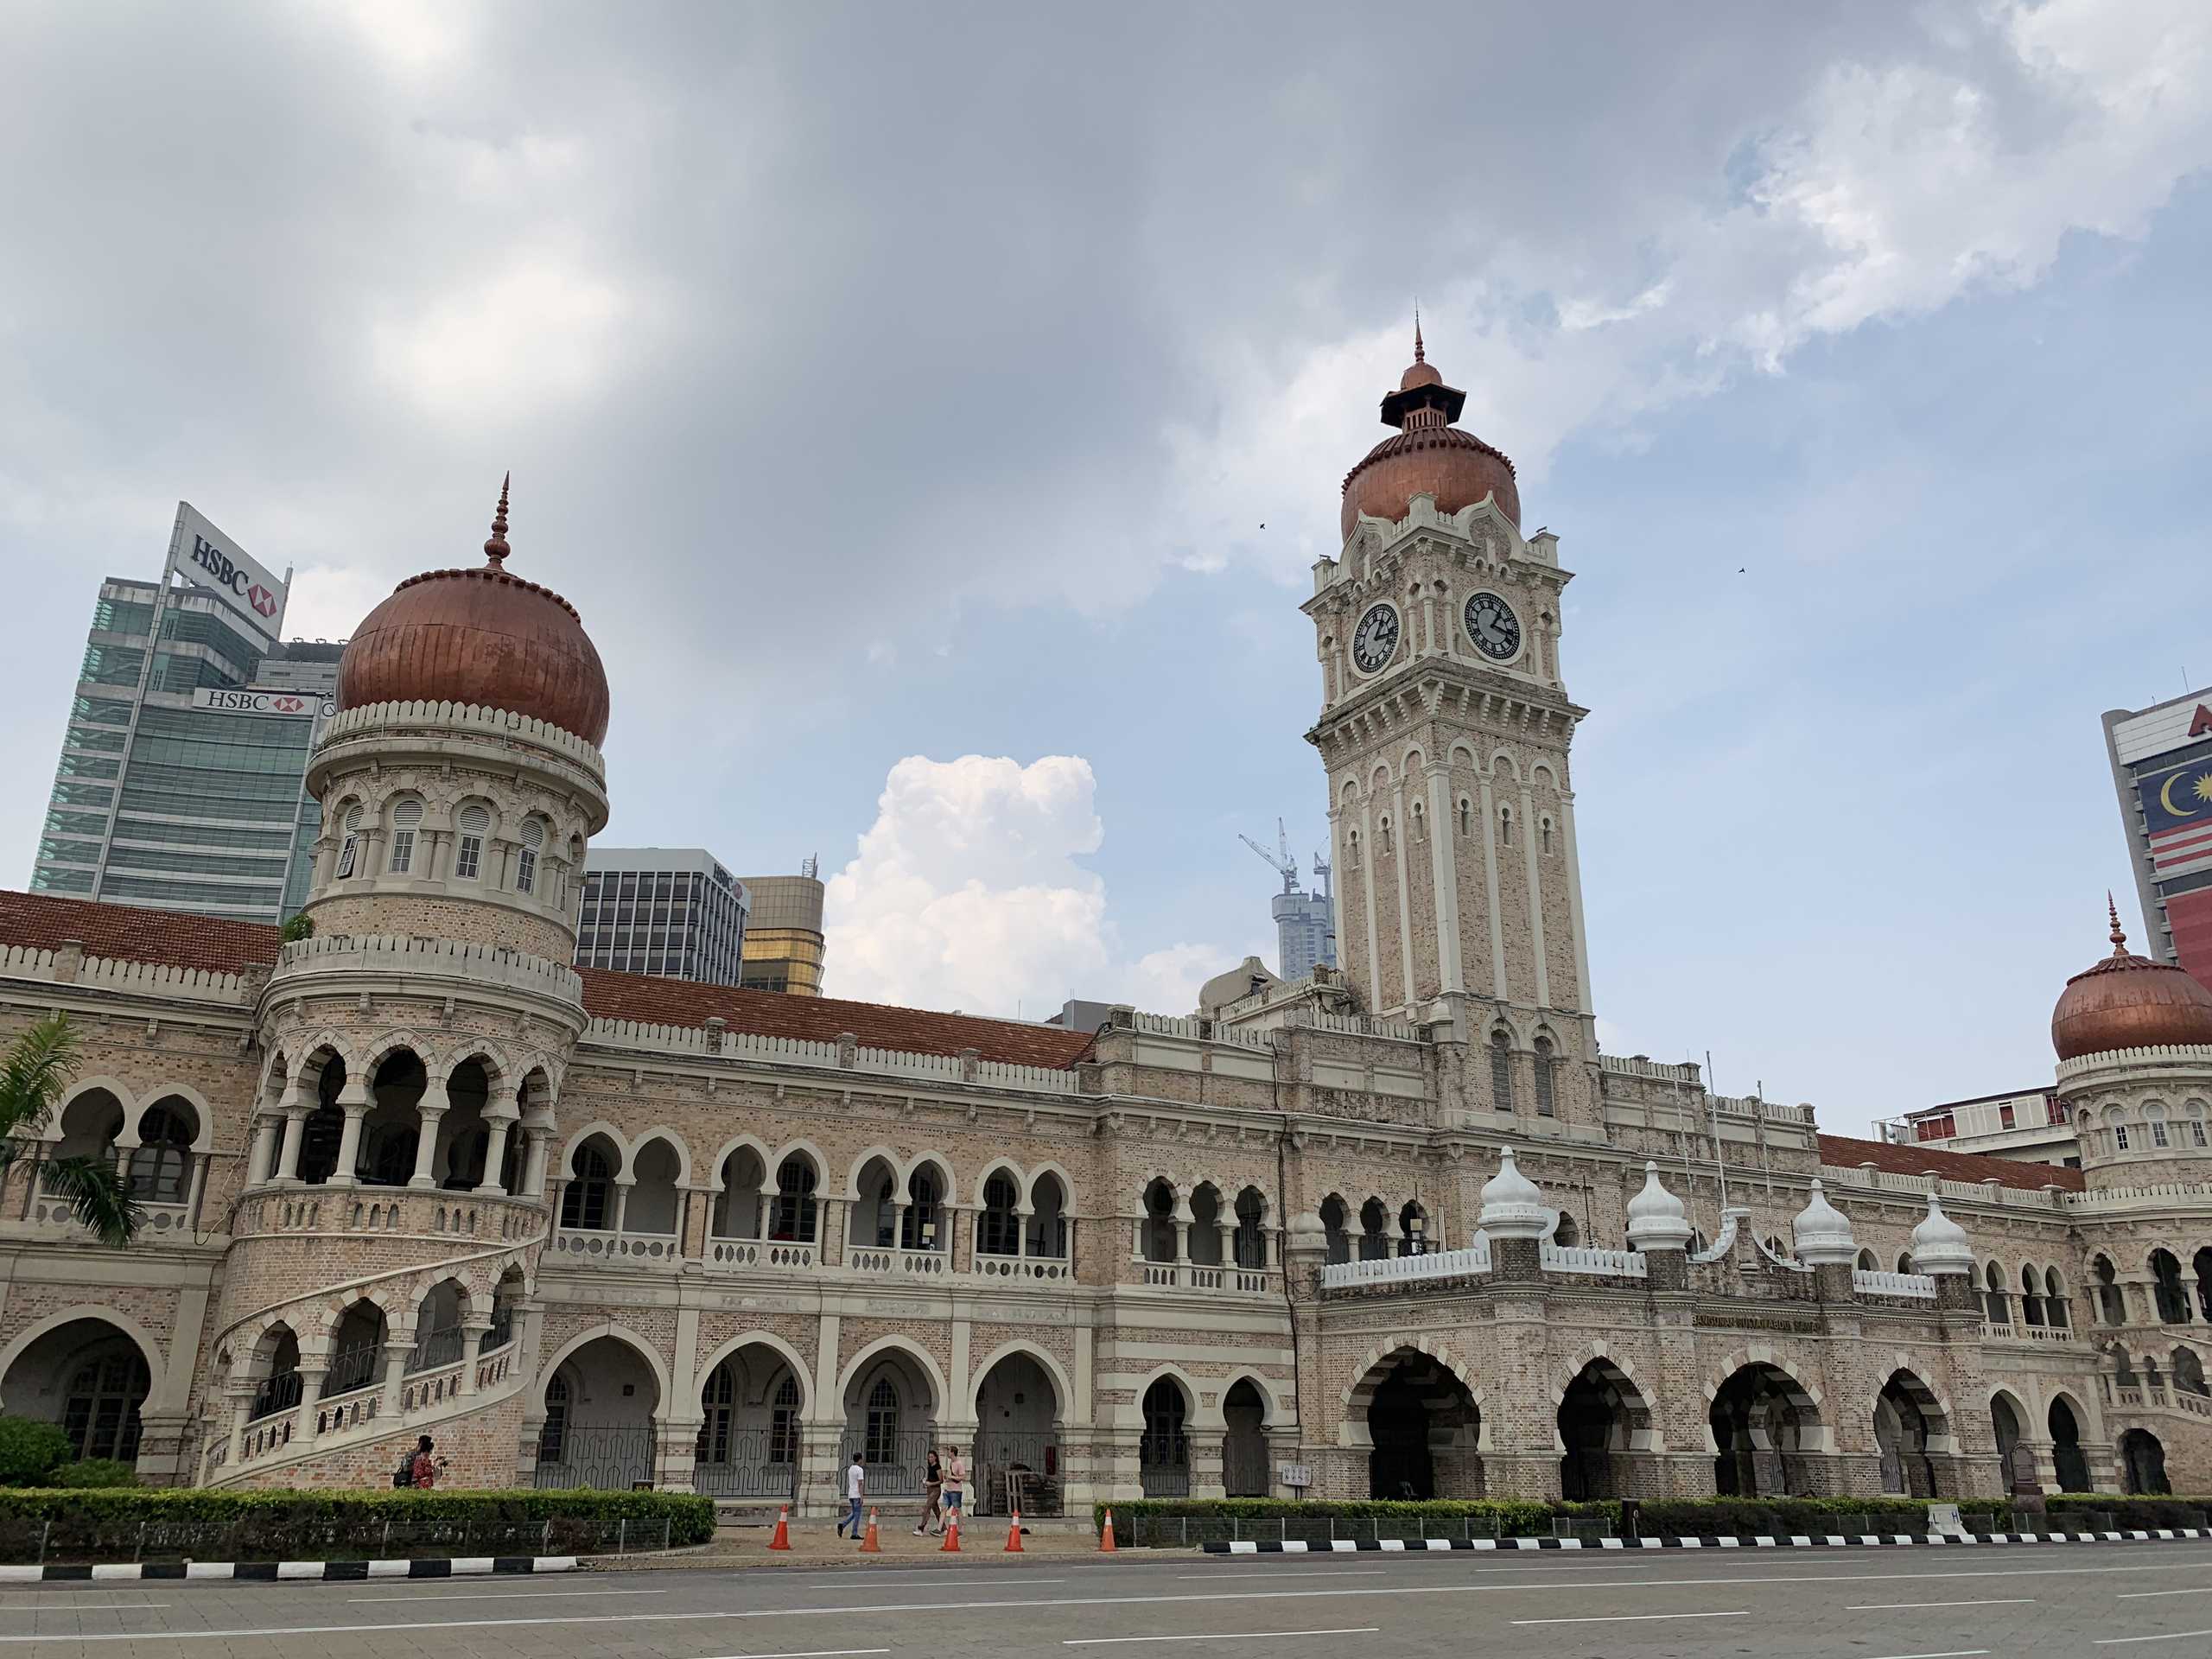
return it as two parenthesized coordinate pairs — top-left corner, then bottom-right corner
(1477, 1147), (1548, 1239)
(1790, 1178), (1858, 1266)
(1910, 1192), (1974, 1275)
(1624, 1160), (1692, 1251)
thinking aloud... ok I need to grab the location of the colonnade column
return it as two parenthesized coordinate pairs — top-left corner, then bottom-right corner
(410, 1084), (449, 1189)
(475, 1115), (514, 1196)
(331, 1079), (371, 1188)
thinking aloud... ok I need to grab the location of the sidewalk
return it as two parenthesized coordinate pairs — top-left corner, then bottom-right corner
(594, 1516), (1110, 1571)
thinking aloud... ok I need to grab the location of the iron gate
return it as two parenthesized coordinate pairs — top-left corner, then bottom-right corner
(535, 1424), (657, 1490)
(970, 1432), (1062, 1516)
(838, 1427), (935, 1496)
(691, 1427), (799, 1500)
(1140, 1430), (1190, 1497)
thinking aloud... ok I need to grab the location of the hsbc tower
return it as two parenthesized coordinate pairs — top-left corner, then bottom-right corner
(2106, 685), (2212, 994)
(29, 503), (341, 924)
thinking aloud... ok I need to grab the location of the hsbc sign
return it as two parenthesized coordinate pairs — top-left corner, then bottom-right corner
(168, 503), (288, 638)
(192, 688), (334, 719)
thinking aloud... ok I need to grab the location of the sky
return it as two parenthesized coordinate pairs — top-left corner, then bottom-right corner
(4, 1), (2211, 1135)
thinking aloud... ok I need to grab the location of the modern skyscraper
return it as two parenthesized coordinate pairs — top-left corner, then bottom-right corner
(30, 504), (337, 925)
(577, 848), (751, 985)
(2105, 688), (2212, 991)
(737, 863), (827, 995)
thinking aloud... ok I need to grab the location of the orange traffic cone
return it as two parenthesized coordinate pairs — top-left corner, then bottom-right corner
(940, 1512), (962, 1552)
(1099, 1508), (1116, 1552)
(861, 1509), (880, 1553)
(1004, 1509), (1024, 1553)
(767, 1506), (791, 1551)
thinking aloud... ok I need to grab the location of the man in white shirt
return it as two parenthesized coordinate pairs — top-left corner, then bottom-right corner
(837, 1453), (866, 1540)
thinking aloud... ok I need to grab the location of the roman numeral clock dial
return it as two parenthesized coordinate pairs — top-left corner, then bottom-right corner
(1464, 590), (1522, 663)
(1351, 602), (1401, 674)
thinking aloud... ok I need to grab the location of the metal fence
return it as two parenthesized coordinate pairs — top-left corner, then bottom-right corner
(0, 1512), (680, 1567)
(1139, 1432), (1190, 1497)
(248, 1370), (302, 1422)
(970, 1433), (1062, 1516)
(533, 1424), (657, 1491)
(838, 1427), (935, 1496)
(690, 1427), (798, 1500)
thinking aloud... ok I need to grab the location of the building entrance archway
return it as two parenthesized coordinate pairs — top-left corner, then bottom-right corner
(1874, 1371), (1945, 1497)
(1361, 1351), (1481, 1500)
(1559, 1360), (1647, 1500)
(534, 1335), (661, 1490)
(2121, 1428), (2170, 1496)
(1711, 1363), (1820, 1497)
(1139, 1377), (1191, 1497)
(973, 1351), (1060, 1516)
(0, 1318), (153, 1465)
(2049, 1397), (2091, 1492)
(1222, 1379), (1268, 1498)
(840, 1347), (938, 1498)
(692, 1342), (801, 1502)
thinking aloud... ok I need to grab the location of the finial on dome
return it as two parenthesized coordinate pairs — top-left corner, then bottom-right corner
(2109, 892), (2128, 955)
(484, 473), (512, 566)
(1414, 303), (1425, 365)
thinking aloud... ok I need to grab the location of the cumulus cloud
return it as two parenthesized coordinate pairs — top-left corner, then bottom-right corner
(823, 755), (1228, 1018)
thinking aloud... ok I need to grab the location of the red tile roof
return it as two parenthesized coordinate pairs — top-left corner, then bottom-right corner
(0, 890), (281, 975)
(1819, 1132), (2084, 1193)
(0, 891), (1094, 1071)
(577, 968), (1096, 1070)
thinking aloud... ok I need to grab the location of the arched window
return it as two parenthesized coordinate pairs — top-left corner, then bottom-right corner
(1378, 817), (1393, 857)
(1409, 802), (1426, 844)
(62, 1348), (149, 1462)
(560, 1144), (613, 1230)
(2152, 1250), (2190, 1323)
(334, 805), (362, 880)
(1533, 1036), (1556, 1117)
(1490, 1029), (1514, 1113)
(454, 804), (491, 881)
(517, 817), (544, 895)
(2094, 1255), (2126, 1325)
(387, 798), (423, 874)
(1234, 1187), (1268, 1268)
(769, 1374), (801, 1464)
(863, 1376), (899, 1465)
(1983, 1262), (2011, 1325)
(1458, 798), (1471, 837)
(979, 1173), (1020, 1256)
(1541, 817), (1554, 855)
(2149, 1103), (2171, 1149)
(2019, 1264), (2044, 1327)
(2045, 1268), (2071, 1329)
(1397, 1200), (1427, 1256)
(901, 1166), (944, 1251)
(1357, 1197), (1389, 1261)
(1143, 1179), (1178, 1262)
(1319, 1194), (1349, 1265)
(126, 1101), (195, 1204)
(539, 1373), (569, 1464)
(772, 1156), (818, 1242)
(1499, 804), (1515, 846)
(1554, 1211), (1580, 1249)
(1857, 1249), (1878, 1272)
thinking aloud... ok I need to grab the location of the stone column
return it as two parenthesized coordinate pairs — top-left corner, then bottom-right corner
(458, 1319), (493, 1395)
(222, 1380), (254, 1471)
(294, 1362), (328, 1446)
(378, 1336), (414, 1418)
(331, 1080), (371, 1188)
(247, 1115), (281, 1187)
(273, 1105), (309, 1185)
(410, 1084), (450, 1189)
(611, 1179), (632, 1236)
(474, 1116), (514, 1196)
(522, 1130), (550, 1199)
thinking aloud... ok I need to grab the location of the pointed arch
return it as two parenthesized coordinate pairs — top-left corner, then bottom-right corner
(704, 1133), (775, 1192)
(964, 1340), (1074, 1424)
(0, 1306), (168, 1409)
(536, 1322), (672, 1407)
(623, 1128), (694, 1185)
(694, 1330), (814, 1419)
(833, 1335), (948, 1415)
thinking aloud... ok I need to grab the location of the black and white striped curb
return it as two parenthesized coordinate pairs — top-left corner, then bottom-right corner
(1205, 1528), (2211, 1554)
(0, 1554), (580, 1583)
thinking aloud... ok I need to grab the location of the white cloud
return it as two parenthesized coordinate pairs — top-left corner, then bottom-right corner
(823, 754), (1228, 1018)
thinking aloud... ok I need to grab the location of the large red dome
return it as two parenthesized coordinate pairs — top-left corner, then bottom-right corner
(336, 481), (610, 747)
(2050, 906), (2212, 1060)
(1340, 331), (1519, 538)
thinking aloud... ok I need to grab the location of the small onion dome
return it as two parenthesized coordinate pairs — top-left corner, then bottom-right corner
(1283, 1211), (1329, 1255)
(1789, 1179), (1858, 1267)
(1624, 1161), (1692, 1251)
(337, 477), (611, 747)
(1340, 324), (1520, 539)
(1909, 1193), (1974, 1277)
(2050, 900), (2212, 1061)
(1477, 1146), (1548, 1239)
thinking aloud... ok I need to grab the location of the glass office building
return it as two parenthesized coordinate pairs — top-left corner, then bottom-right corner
(30, 505), (338, 925)
(577, 849), (752, 985)
(736, 868), (827, 995)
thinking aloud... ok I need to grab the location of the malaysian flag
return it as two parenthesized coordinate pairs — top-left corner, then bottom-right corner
(2139, 756), (2212, 878)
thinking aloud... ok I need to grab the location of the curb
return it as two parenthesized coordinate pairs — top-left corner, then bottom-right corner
(0, 1554), (580, 1584)
(1204, 1528), (2210, 1554)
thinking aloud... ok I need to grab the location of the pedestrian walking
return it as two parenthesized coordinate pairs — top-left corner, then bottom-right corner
(942, 1442), (966, 1529)
(836, 1452), (866, 1539)
(409, 1434), (444, 1489)
(915, 1446), (944, 1535)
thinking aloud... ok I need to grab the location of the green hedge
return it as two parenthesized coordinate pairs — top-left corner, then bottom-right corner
(1093, 1494), (2212, 1542)
(0, 1488), (715, 1564)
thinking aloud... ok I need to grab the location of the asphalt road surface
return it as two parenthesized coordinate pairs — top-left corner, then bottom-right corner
(1, 1541), (2209, 1658)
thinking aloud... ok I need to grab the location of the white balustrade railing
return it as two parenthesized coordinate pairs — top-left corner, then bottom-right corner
(1540, 1242), (1648, 1279)
(705, 1237), (817, 1270)
(1853, 1268), (1936, 1300)
(849, 1246), (950, 1277)
(550, 1229), (683, 1262)
(975, 1250), (1071, 1282)
(1320, 1238), (1491, 1290)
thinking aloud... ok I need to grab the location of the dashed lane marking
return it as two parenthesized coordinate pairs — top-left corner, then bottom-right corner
(1511, 1611), (1749, 1625)
(2095, 1631), (2212, 1647)
(1065, 1629), (1378, 1646)
(346, 1589), (670, 1604)
(1847, 1599), (2036, 1611)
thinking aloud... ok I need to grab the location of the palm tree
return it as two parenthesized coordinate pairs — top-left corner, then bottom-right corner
(0, 1015), (138, 1246)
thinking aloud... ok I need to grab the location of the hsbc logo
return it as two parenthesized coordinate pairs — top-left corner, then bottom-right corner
(178, 521), (285, 632)
(193, 688), (317, 717)
(190, 534), (253, 598)
(247, 583), (277, 618)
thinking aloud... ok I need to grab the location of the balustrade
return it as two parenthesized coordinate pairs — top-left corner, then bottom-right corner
(975, 1249), (1071, 1282)
(704, 1236), (817, 1270)
(1853, 1268), (1936, 1300)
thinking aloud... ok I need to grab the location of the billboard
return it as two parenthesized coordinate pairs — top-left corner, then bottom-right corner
(2109, 693), (2212, 767)
(190, 687), (334, 720)
(167, 502), (288, 639)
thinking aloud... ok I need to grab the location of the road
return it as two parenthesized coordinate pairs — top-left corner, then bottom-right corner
(0, 1541), (2209, 1657)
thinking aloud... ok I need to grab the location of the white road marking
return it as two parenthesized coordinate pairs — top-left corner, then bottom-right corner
(1848, 1599), (2037, 1611)
(1861, 1650), (1991, 1659)
(690, 1649), (890, 1658)
(346, 1588), (670, 1604)
(10, 1558), (2209, 1645)
(2120, 1587), (2212, 1599)
(2096, 1631), (2212, 1647)
(1512, 1611), (1749, 1625)
(0, 1607), (168, 1615)
(1066, 1630), (1377, 1646)
(1175, 1571), (1386, 1580)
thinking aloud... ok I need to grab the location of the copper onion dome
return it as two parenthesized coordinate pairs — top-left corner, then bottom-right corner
(336, 478), (611, 747)
(2050, 899), (2212, 1060)
(1340, 320), (1520, 538)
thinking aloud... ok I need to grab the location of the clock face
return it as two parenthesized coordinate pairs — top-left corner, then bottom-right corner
(1464, 591), (1522, 663)
(1351, 603), (1401, 674)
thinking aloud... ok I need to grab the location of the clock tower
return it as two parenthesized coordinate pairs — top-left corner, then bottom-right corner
(1303, 328), (1599, 1124)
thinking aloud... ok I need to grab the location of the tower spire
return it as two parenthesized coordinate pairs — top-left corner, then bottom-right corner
(2108, 891), (2129, 955)
(485, 472), (512, 566)
(1413, 302), (1425, 365)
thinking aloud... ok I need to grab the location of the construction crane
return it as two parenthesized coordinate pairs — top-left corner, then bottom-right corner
(1238, 818), (1300, 894)
(1312, 847), (1332, 900)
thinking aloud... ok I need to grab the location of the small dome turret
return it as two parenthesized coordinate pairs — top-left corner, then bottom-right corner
(1340, 321), (1520, 537)
(2050, 901), (2212, 1061)
(1477, 1147), (1548, 1239)
(1790, 1179), (1858, 1267)
(1624, 1161), (1691, 1251)
(1909, 1194), (1974, 1276)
